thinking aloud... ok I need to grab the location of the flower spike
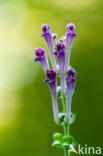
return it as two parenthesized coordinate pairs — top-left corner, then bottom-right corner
(65, 69), (76, 123)
(54, 42), (65, 97)
(64, 23), (76, 74)
(33, 23), (77, 155)
(44, 70), (60, 124)
(34, 48), (49, 72)
(41, 24), (58, 74)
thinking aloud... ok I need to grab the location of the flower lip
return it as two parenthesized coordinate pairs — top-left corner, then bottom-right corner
(46, 70), (56, 79)
(65, 69), (76, 82)
(34, 48), (45, 57)
(66, 23), (76, 37)
(67, 69), (76, 77)
(43, 78), (54, 83)
(41, 24), (51, 36)
(56, 42), (65, 52)
(44, 70), (56, 83)
(66, 23), (75, 31)
(34, 48), (46, 62)
(65, 77), (76, 82)
(54, 42), (65, 56)
(43, 26), (46, 32)
(67, 32), (76, 37)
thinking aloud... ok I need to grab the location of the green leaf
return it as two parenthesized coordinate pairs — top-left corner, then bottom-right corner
(53, 133), (63, 143)
(62, 136), (74, 147)
(52, 141), (62, 147)
(62, 143), (70, 147)
(53, 133), (63, 147)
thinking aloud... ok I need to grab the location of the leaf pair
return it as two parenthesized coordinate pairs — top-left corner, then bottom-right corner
(52, 133), (73, 147)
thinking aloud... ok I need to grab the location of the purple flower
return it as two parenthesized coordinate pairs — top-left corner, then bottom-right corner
(44, 70), (60, 124)
(41, 24), (58, 74)
(52, 34), (57, 48)
(34, 48), (49, 72)
(65, 69), (76, 123)
(54, 42), (65, 96)
(64, 23), (76, 74)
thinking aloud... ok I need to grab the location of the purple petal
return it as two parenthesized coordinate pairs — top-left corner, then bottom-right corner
(49, 78), (60, 124)
(34, 57), (41, 62)
(43, 69), (60, 124)
(35, 48), (45, 56)
(56, 42), (65, 52)
(46, 70), (56, 80)
(41, 24), (58, 73)
(52, 91), (60, 124)
(40, 58), (49, 72)
(34, 48), (49, 72)
(64, 23), (76, 74)
(54, 51), (58, 56)
(66, 23), (75, 31)
(54, 42), (66, 96)
(65, 69), (76, 123)
(43, 78), (54, 83)
(67, 68), (76, 77)
(41, 24), (51, 36)
(65, 77), (76, 82)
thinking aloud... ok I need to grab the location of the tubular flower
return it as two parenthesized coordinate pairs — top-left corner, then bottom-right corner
(41, 24), (58, 74)
(64, 23), (76, 74)
(44, 70), (60, 124)
(65, 69), (76, 123)
(52, 33), (57, 48)
(34, 48), (49, 72)
(54, 42), (65, 96)
(62, 36), (66, 46)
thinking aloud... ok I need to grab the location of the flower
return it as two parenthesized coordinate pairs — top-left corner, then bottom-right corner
(41, 24), (58, 73)
(62, 36), (66, 46)
(44, 70), (60, 124)
(65, 69), (76, 123)
(34, 48), (49, 72)
(52, 33), (57, 48)
(54, 42), (65, 96)
(64, 23), (76, 74)
(59, 36), (66, 47)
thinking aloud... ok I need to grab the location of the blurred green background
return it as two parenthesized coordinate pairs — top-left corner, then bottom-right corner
(0, 0), (103, 155)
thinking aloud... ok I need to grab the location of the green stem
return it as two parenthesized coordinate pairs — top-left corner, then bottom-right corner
(64, 123), (70, 156)
(63, 98), (70, 156)
(63, 98), (67, 113)
(65, 124), (69, 135)
(65, 147), (68, 156)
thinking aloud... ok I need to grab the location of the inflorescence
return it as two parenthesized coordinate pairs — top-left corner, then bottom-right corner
(34, 23), (77, 156)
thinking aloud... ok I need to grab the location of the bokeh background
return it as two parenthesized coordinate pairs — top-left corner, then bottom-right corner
(0, 0), (103, 155)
